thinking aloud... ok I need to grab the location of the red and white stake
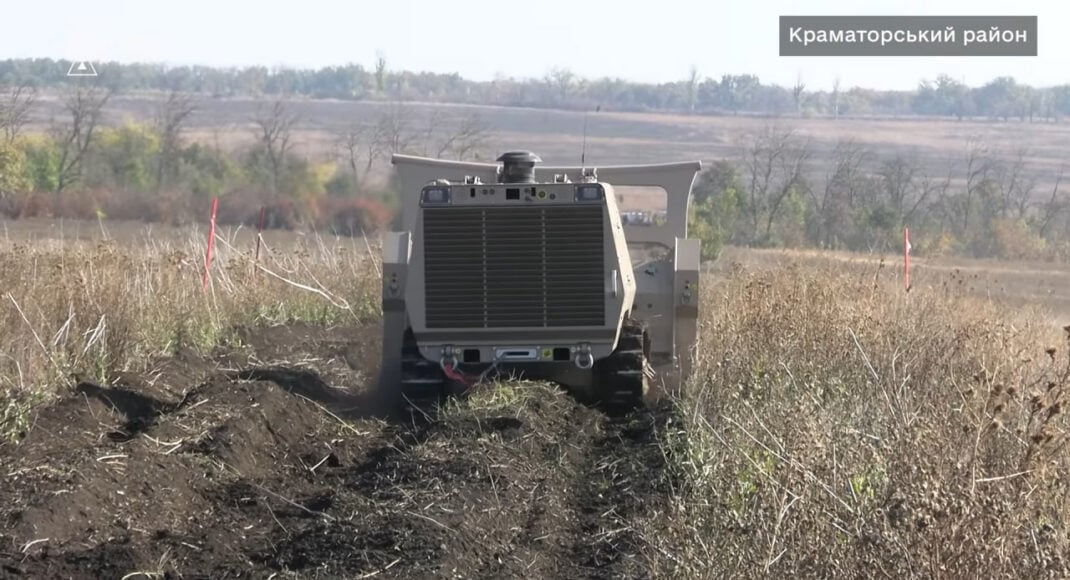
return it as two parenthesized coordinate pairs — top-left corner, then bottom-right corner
(903, 227), (912, 292)
(202, 197), (218, 292)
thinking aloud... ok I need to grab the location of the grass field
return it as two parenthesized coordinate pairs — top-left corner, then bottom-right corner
(714, 246), (1070, 328)
(0, 217), (1067, 577)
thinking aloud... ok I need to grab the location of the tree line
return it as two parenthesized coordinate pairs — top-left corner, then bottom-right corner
(688, 125), (1069, 261)
(2, 58), (1070, 120)
(2, 70), (1068, 262)
(0, 82), (495, 232)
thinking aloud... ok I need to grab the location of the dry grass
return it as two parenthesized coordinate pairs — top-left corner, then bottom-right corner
(716, 246), (1070, 327)
(4, 214), (1069, 576)
(647, 260), (1070, 577)
(0, 219), (381, 439)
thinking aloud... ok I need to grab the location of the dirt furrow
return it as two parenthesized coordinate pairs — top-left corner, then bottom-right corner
(0, 324), (676, 579)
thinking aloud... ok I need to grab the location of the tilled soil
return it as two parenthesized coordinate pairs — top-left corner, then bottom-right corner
(0, 323), (675, 579)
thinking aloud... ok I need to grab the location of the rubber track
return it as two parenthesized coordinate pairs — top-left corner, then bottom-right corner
(595, 318), (648, 412)
(400, 330), (445, 414)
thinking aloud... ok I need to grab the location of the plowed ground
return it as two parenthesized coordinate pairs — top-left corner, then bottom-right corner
(0, 323), (676, 579)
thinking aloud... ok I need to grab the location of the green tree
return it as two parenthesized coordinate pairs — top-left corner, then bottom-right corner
(688, 197), (724, 260)
(177, 143), (241, 197)
(18, 136), (60, 192)
(688, 160), (742, 259)
(0, 141), (30, 196)
(1053, 85), (1070, 117)
(975, 77), (1026, 120)
(92, 122), (160, 191)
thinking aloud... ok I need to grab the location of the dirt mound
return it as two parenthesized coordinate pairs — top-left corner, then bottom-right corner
(0, 323), (675, 579)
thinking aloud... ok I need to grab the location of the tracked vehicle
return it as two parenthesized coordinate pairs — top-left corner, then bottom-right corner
(379, 151), (702, 411)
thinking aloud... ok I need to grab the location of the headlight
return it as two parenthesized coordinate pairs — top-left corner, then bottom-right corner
(575, 184), (603, 202)
(421, 187), (450, 204)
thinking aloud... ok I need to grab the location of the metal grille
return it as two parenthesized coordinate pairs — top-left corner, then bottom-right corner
(423, 205), (606, 328)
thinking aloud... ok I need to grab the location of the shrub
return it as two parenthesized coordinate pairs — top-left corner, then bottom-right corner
(0, 141), (31, 196)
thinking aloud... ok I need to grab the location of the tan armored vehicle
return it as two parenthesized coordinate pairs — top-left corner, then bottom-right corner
(379, 151), (701, 411)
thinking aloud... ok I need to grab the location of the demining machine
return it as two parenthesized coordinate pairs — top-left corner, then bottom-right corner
(378, 151), (702, 411)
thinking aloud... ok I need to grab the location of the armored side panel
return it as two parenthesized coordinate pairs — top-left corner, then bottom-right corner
(378, 231), (412, 396)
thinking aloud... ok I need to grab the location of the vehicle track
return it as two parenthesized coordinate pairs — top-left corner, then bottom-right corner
(0, 323), (675, 579)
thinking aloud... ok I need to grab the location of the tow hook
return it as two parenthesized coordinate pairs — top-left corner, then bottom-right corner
(574, 344), (594, 369)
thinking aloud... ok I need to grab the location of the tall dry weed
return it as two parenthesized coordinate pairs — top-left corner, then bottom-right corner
(649, 261), (1069, 578)
(0, 223), (381, 439)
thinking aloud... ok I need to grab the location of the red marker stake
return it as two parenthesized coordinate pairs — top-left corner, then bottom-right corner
(202, 197), (218, 292)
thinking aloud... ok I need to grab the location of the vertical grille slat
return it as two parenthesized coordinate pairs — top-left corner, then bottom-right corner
(423, 206), (605, 328)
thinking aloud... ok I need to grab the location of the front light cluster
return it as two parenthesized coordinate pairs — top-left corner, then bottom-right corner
(575, 184), (604, 202)
(421, 187), (451, 204)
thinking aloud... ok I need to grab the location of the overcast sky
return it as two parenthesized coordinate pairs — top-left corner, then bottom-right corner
(2, 0), (1065, 91)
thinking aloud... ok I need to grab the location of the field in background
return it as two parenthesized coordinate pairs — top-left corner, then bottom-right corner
(27, 93), (1070, 190)
(714, 246), (1070, 328)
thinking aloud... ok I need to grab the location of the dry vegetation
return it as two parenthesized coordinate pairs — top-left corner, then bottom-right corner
(1, 220), (1068, 577)
(0, 221), (380, 440)
(645, 261), (1070, 577)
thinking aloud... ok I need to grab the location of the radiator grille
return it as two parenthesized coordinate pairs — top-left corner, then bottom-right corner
(423, 205), (606, 328)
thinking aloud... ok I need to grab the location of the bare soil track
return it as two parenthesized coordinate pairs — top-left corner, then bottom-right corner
(0, 323), (675, 579)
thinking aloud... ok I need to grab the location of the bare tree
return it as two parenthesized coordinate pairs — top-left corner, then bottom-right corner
(766, 136), (812, 241)
(252, 97), (299, 194)
(831, 77), (841, 118)
(422, 110), (447, 157)
(52, 84), (112, 192)
(686, 66), (700, 113)
(547, 67), (575, 104)
(810, 139), (869, 247)
(0, 82), (37, 143)
(1037, 167), (1066, 238)
(878, 153), (947, 224)
(373, 102), (417, 158)
(739, 124), (813, 244)
(962, 137), (995, 231)
(998, 146), (1036, 219)
(374, 51), (387, 94)
(433, 113), (494, 160)
(332, 120), (368, 193)
(349, 103), (418, 187)
(152, 90), (197, 192)
(792, 73), (805, 115)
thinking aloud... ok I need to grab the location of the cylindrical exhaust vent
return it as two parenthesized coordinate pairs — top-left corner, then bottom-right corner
(497, 151), (541, 183)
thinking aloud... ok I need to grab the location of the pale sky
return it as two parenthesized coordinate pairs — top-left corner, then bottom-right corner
(2, 0), (1066, 91)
